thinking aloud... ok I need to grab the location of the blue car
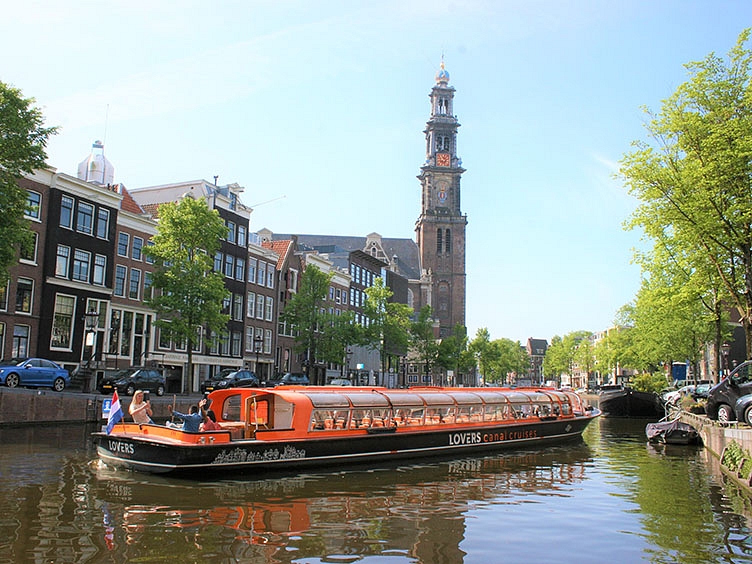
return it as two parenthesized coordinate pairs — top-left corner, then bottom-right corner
(0, 358), (71, 392)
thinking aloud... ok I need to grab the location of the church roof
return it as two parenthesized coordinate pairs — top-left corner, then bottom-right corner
(271, 233), (421, 280)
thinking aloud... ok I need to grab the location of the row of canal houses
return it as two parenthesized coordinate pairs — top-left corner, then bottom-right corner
(0, 143), (416, 393)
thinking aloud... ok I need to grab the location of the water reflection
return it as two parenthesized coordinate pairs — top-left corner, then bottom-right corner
(2, 422), (752, 563)
(91, 443), (593, 563)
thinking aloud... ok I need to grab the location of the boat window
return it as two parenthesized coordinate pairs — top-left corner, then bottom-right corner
(473, 391), (509, 405)
(350, 408), (390, 429)
(380, 392), (426, 407)
(417, 392), (455, 406)
(310, 408), (349, 431)
(249, 397), (270, 427)
(484, 403), (512, 421)
(510, 400), (533, 418)
(447, 392), (482, 405)
(222, 394), (242, 421)
(393, 407), (424, 426)
(425, 405), (454, 424)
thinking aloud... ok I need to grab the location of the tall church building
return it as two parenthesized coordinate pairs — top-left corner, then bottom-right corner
(415, 61), (467, 337)
(268, 61), (467, 338)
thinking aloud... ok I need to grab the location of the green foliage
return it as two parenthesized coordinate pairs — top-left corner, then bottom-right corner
(630, 372), (668, 394)
(144, 196), (229, 390)
(0, 82), (57, 283)
(437, 324), (475, 381)
(619, 28), (752, 362)
(722, 441), (752, 480)
(363, 277), (412, 375)
(410, 306), (440, 378)
(543, 331), (592, 380)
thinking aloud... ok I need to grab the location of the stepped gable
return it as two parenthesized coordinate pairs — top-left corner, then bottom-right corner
(273, 233), (420, 280)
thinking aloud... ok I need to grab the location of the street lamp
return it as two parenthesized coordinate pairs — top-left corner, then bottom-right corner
(254, 335), (263, 378)
(343, 347), (353, 378)
(83, 310), (100, 392)
(722, 342), (731, 379)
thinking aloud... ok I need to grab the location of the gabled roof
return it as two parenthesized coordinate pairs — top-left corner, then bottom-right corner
(273, 233), (421, 280)
(262, 239), (294, 270)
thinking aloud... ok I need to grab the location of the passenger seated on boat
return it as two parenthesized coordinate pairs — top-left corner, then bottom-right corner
(324, 417), (334, 429)
(360, 416), (372, 428)
(335, 417), (346, 429)
(167, 400), (206, 433)
(371, 416), (384, 427)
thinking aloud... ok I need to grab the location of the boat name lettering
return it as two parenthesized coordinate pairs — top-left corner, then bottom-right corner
(449, 432), (482, 445)
(108, 440), (134, 455)
(211, 445), (306, 465)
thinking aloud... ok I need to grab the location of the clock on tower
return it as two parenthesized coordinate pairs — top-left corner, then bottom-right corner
(436, 152), (450, 167)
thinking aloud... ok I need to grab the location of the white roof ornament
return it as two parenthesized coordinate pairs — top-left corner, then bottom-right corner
(77, 140), (115, 186)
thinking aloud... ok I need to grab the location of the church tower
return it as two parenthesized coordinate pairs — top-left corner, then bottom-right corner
(415, 61), (467, 337)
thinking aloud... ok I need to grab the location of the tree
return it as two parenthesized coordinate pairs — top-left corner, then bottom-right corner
(0, 82), (57, 283)
(280, 264), (334, 385)
(410, 305), (440, 380)
(620, 29), (752, 358)
(144, 196), (229, 392)
(468, 327), (494, 384)
(363, 277), (413, 378)
(437, 324), (475, 385)
(543, 331), (592, 384)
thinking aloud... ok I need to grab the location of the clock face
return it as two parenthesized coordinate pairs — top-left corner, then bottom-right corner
(436, 152), (450, 167)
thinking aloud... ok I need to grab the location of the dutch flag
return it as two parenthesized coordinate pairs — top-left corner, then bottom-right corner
(106, 390), (124, 434)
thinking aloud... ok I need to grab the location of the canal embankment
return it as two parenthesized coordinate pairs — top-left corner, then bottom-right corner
(0, 387), (200, 426)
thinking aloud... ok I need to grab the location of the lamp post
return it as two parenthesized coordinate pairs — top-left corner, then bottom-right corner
(83, 310), (100, 392)
(343, 347), (353, 379)
(721, 342), (731, 380)
(254, 335), (263, 378)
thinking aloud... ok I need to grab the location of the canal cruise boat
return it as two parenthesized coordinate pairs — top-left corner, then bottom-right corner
(93, 386), (600, 476)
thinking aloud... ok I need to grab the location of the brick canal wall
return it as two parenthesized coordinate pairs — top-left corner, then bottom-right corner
(0, 387), (200, 426)
(680, 411), (752, 459)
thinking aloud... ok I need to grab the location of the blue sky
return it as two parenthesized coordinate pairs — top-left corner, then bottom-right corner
(3, 1), (751, 344)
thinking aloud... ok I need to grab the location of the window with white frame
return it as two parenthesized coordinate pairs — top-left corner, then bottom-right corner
(231, 331), (242, 357)
(248, 258), (257, 283)
(224, 254), (234, 278)
(257, 261), (266, 285)
(235, 257), (245, 281)
(245, 326), (255, 352)
(129, 269), (141, 299)
(55, 245), (70, 278)
(93, 254), (107, 286)
(144, 271), (153, 300)
(50, 294), (75, 349)
(20, 232), (37, 263)
(96, 208), (110, 239)
(16, 278), (33, 313)
(233, 293), (243, 321)
(256, 294), (264, 319)
(0, 282), (7, 311)
(238, 225), (246, 247)
(265, 296), (273, 321)
(247, 291), (256, 317)
(76, 202), (94, 234)
(227, 221), (236, 244)
(132, 237), (143, 261)
(60, 196), (74, 229)
(264, 328), (272, 354)
(267, 265), (274, 288)
(114, 265), (127, 297)
(214, 251), (222, 272)
(12, 324), (30, 357)
(72, 249), (91, 282)
(118, 232), (129, 256)
(25, 191), (41, 220)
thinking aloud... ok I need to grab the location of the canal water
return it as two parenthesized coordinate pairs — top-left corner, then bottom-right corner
(1, 417), (752, 563)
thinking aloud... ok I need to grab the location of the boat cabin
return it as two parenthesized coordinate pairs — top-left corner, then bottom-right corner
(206, 387), (586, 440)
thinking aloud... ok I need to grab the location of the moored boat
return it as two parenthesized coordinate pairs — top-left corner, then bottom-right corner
(598, 385), (663, 418)
(645, 417), (700, 445)
(93, 386), (600, 476)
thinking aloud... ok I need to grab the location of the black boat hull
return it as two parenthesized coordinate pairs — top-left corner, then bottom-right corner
(599, 388), (662, 418)
(93, 413), (598, 476)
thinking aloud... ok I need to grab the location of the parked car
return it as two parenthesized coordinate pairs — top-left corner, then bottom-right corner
(98, 367), (165, 396)
(706, 360), (752, 421)
(734, 394), (752, 425)
(261, 373), (310, 387)
(200, 369), (258, 393)
(692, 383), (711, 400)
(0, 357), (70, 392)
(662, 385), (696, 406)
(328, 378), (353, 386)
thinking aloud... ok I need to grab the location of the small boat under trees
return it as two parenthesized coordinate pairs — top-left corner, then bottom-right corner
(93, 386), (600, 476)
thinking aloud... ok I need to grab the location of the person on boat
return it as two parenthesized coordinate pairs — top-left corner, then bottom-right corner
(128, 390), (153, 424)
(167, 399), (206, 432)
(200, 407), (222, 431)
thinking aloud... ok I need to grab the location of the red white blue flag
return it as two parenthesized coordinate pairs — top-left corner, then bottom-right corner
(106, 390), (124, 434)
